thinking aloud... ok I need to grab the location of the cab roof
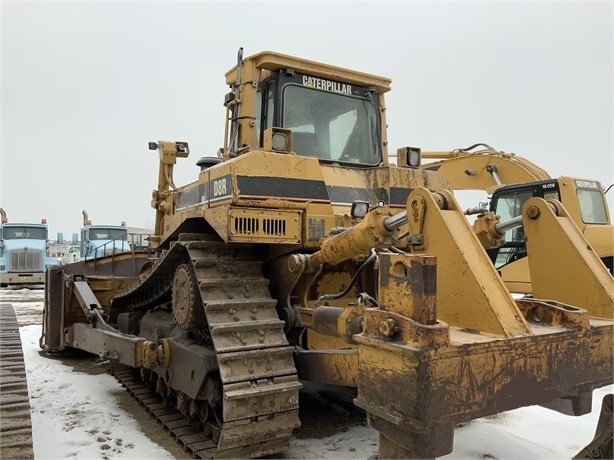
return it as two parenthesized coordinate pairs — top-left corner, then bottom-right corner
(225, 50), (391, 94)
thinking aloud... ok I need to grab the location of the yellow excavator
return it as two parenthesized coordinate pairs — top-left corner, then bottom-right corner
(421, 143), (614, 293)
(39, 49), (613, 459)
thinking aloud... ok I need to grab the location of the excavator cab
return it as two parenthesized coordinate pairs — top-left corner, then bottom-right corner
(487, 180), (558, 268)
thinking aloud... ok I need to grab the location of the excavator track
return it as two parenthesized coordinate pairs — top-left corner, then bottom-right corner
(112, 234), (302, 458)
(0, 303), (34, 460)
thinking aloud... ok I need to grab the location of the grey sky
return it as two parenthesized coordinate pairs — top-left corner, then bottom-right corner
(1, 1), (612, 239)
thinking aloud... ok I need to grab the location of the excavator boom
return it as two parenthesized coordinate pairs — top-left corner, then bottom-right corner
(421, 144), (551, 190)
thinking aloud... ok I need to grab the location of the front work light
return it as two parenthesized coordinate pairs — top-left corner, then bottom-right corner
(351, 201), (370, 219)
(272, 132), (289, 151)
(264, 127), (292, 153)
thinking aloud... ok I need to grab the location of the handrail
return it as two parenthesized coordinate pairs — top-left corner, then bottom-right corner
(82, 233), (153, 276)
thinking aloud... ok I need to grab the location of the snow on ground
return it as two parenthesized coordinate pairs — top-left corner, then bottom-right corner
(3, 288), (612, 459)
(21, 324), (175, 459)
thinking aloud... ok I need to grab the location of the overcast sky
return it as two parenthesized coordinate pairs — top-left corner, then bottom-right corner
(1, 1), (612, 238)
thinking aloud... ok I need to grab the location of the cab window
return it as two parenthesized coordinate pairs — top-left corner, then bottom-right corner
(490, 190), (533, 268)
(282, 84), (380, 166)
(577, 189), (608, 224)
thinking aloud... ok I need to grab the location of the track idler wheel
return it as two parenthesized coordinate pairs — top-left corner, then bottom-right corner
(172, 263), (205, 330)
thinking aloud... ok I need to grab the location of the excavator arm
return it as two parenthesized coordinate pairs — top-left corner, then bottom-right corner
(421, 143), (551, 191)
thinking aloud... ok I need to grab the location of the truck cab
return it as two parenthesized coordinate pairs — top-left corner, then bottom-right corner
(81, 223), (130, 259)
(80, 210), (130, 260)
(0, 208), (58, 287)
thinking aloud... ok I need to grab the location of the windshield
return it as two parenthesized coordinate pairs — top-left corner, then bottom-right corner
(282, 84), (380, 165)
(1, 226), (47, 240)
(491, 190), (533, 268)
(494, 191), (533, 240)
(577, 188), (608, 224)
(89, 228), (128, 240)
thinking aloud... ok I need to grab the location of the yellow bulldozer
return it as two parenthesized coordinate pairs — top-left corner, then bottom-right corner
(40, 49), (613, 459)
(420, 143), (614, 293)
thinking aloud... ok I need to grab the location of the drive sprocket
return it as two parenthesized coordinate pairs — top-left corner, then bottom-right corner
(172, 263), (205, 330)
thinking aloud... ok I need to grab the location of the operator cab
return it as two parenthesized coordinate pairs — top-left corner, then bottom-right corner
(253, 70), (381, 166)
(487, 180), (562, 268)
(224, 50), (387, 167)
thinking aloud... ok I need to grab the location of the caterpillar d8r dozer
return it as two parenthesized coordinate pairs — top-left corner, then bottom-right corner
(40, 49), (613, 459)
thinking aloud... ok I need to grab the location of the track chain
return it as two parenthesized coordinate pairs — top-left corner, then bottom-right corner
(112, 234), (302, 458)
(0, 303), (34, 460)
(113, 366), (218, 458)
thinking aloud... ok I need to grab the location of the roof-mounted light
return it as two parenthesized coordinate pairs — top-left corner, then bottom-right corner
(397, 146), (422, 168)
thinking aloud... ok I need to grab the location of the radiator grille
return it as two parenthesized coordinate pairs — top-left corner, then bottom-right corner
(263, 218), (287, 236)
(234, 217), (259, 235)
(229, 208), (300, 243)
(9, 250), (43, 272)
(233, 217), (289, 236)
